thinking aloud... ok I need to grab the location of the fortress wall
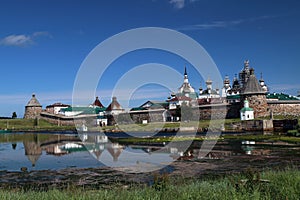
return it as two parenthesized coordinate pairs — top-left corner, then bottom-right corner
(242, 94), (269, 118)
(268, 102), (300, 117)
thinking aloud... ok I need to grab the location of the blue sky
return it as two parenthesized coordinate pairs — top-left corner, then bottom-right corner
(0, 0), (300, 117)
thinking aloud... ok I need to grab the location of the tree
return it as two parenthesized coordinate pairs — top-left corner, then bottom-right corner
(12, 112), (17, 119)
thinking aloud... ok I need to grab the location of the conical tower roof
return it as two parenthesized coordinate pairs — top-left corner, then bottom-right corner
(242, 68), (264, 95)
(106, 97), (123, 111)
(26, 94), (42, 107)
(92, 96), (104, 108)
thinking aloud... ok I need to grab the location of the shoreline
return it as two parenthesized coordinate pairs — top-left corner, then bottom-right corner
(1, 154), (299, 190)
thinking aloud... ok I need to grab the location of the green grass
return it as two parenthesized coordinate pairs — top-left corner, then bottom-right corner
(223, 134), (300, 143)
(0, 168), (299, 200)
(0, 119), (75, 131)
(99, 119), (241, 133)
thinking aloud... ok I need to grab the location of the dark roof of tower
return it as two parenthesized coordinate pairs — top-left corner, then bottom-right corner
(106, 97), (123, 111)
(26, 94), (42, 107)
(242, 70), (264, 95)
(184, 66), (187, 76)
(92, 96), (104, 108)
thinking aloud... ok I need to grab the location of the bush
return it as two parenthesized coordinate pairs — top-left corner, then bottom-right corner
(287, 130), (300, 137)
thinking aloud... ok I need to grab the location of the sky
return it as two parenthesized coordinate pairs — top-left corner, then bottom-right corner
(0, 0), (300, 117)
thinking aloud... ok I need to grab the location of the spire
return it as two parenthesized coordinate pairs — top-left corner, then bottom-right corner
(224, 75), (230, 85)
(199, 81), (203, 90)
(206, 77), (213, 90)
(234, 74), (238, 81)
(183, 66), (188, 83)
(260, 72), (264, 81)
(244, 60), (250, 70)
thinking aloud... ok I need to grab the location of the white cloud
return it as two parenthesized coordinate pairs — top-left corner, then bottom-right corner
(0, 34), (32, 46)
(269, 84), (300, 93)
(32, 31), (52, 38)
(178, 15), (276, 31)
(169, 0), (185, 9)
(0, 31), (51, 47)
(168, 0), (199, 9)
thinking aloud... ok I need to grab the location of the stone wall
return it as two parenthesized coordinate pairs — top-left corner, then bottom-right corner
(24, 106), (43, 119)
(40, 113), (75, 126)
(242, 94), (269, 118)
(197, 105), (227, 120)
(195, 104), (240, 120)
(127, 110), (165, 124)
(40, 112), (90, 126)
(268, 101), (300, 117)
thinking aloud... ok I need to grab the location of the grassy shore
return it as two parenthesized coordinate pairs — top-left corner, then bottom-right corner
(0, 118), (75, 132)
(1, 117), (299, 133)
(0, 168), (299, 200)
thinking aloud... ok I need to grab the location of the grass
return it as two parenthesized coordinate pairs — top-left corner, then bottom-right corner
(223, 134), (300, 143)
(112, 133), (300, 145)
(0, 168), (299, 200)
(0, 118), (75, 131)
(99, 119), (241, 133)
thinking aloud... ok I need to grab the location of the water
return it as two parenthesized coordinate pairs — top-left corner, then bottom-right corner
(0, 133), (103, 171)
(0, 132), (299, 172)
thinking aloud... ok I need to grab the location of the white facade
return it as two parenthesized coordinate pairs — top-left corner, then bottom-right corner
(53, 106), (69, 114)
(240, 100), (254, 120)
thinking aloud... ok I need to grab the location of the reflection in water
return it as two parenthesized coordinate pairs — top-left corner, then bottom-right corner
(24, 140), (42, 167)
(12, 143), (17, 150)
(0, 132), (293, 172)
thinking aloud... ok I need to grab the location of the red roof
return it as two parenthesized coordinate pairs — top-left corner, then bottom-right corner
(92, 97), (104, 108)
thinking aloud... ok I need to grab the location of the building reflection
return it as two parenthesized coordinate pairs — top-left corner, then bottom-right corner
(23, 134), (42, 167)
(21, 133), (274, 168)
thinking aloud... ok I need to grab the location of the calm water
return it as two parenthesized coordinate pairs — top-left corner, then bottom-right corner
(0, 132), (299, 172)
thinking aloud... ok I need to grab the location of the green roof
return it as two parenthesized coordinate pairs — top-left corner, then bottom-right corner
(240, 107), (254, 112)
(61, 106), (106, 114)
(130, 107), (147, 111)
(266, 93), (298, 100)
(227, 94), (241, 99)
(149, 103), (169, 109)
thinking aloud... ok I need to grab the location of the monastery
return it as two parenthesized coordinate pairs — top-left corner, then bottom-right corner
(24, 60), (300, 126)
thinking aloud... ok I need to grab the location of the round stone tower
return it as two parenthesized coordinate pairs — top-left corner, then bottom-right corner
(24, 94), (42, 119)
(241, 68), (268, 118)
